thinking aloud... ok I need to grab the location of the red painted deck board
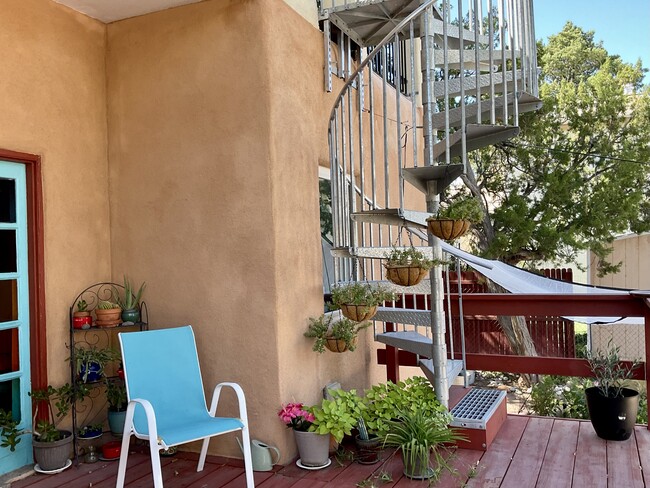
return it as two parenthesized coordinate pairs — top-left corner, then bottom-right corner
(6, 416), (650, 488)
(536, 419), (579, 488)
(573, 421), (607, 488)
(500, 417), (553, 488)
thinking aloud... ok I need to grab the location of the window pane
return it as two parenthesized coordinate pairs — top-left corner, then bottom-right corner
(0, 378), (20, 420)
(0, 280), (18, 322)
(0, 328), (19, 374)
(0, 230), (17, 273)
(0, 178), (16, 223)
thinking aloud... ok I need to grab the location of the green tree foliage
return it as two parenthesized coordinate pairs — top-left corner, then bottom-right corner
(465, 22), (650, 276)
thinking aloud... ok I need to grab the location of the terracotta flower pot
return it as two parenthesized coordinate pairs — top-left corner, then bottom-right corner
(340, 304), (377, 322)
(426, 218), (471, 241)
(385, 265), (429, 287)
(95, 308), (122, 327)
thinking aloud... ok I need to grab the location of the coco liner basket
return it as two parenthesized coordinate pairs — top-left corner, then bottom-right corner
(325, 336), (357, 353)
(339, 304), (377, 322)
(385, 265), (429, 287)
(426, 218), (471, 241)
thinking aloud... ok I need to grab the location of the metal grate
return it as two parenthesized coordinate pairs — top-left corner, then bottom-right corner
(450, 388), (506, 430)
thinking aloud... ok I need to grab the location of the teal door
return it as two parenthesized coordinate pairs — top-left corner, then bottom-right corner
(0, 161), (32, 474)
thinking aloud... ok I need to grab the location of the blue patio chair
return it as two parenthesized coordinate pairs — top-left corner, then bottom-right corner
(115, 326), (254, 488)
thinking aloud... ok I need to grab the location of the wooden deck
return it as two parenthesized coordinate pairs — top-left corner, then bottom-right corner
(7, 416), (650, 488)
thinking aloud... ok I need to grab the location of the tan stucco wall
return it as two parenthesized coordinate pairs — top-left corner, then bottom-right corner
(106, 0), (376, 462)
(0, 0), (110, 385)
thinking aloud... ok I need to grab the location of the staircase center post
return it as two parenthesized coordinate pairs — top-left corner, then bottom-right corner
(421, 2), (450, 408)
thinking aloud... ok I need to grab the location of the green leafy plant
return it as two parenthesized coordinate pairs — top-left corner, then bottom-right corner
(112, 276), (146, 311)
(530, 376), (590, 419)
(304, 313), (371, 353)
(70, 346), (121, 383)
(586, 341), (641, 397)
(97, 300), (120, 310)
(363, 377), (447, 437)
(383, 408), (463, 479)
(385, 247), (445, 269)
(309, 393), (361, 444)
(76, 299), (88, 312)
(330, 282), (396, 308)
(433, 196), (483, 223)
(0, 383), (92, 446)
(105, 379), (128, 412)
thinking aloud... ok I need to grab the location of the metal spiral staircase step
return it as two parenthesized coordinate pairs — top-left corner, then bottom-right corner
(419, 358), (464, 385)
(376, 330), (435, 356)
(433, 50), (521, 71)
(432, 92), (542, 129)
(374, 307), (433, 327)
(321, 0), (489, 48)
(401, 164), (464, 195)
(350, 208), (429, 228)
(432, 124), (520, 162)
(434, 71), (519, 98)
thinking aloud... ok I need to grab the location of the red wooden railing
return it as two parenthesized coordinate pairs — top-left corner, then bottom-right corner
(376, 292), (650, 425)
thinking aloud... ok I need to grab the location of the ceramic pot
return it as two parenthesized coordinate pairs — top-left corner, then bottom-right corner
(33, 431), (73, 471)
(108, 409), (127, 436)
(293, 430), (329, 468)
(121, 308), (140, 323)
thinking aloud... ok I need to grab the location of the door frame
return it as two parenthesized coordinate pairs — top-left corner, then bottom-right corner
(0, 149), (47, 390)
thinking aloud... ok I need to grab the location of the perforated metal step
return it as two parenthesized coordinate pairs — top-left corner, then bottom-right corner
(450, 388), (507, 430)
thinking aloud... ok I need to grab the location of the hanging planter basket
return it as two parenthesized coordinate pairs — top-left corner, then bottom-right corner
(426, 218), (471, 241)
(340, 304), (377, 322)
(324, 336), (357, 353)
(385, 265), (429, 287)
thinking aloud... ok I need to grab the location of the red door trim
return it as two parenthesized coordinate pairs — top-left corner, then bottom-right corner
(0, 148), (47, 389)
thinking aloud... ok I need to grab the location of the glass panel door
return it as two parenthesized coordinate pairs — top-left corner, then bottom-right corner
(0, 161), (32, 474)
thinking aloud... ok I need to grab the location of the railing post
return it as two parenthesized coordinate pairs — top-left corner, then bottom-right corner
(643, 297), (650, 430)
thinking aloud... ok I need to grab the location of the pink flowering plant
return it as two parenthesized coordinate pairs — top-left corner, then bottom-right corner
(278, 403), (315, 432)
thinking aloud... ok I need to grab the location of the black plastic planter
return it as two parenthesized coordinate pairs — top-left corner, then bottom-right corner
(355, 435), (382, 464)
(585, 386), (639, 441)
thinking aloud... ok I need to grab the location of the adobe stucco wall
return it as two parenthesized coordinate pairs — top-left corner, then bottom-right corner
(106, 0), (377, 462)
(0, 0), (110, 385)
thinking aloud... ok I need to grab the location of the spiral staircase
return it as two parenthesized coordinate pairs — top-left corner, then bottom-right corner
(319, 0), (540, 447)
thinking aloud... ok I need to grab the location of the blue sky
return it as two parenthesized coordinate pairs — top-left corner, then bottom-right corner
(534, 0), (650, 79)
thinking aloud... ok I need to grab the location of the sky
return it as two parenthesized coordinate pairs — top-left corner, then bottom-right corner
(533, 0), (650, 80)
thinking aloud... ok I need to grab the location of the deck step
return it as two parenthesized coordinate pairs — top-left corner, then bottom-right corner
(432, 124), (519, 162)
(376, 330), (434, 356)
(374, 307), (432, 327)
(350, 208), (429, 228)
(419, 358), (464, 385)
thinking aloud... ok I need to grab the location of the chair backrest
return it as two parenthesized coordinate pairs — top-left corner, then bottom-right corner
(119, 326), (208, 435)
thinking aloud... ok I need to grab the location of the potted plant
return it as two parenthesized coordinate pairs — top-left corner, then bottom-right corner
(330, 282), (396, 322)
(426, 195), (483, 241)
(70, 346), (120, 383)
(278, 402), (329, 469)
(77, 423), (103, 439)
(72, 299), (92, 330)
(383, 408), (463, 479)
(304, 313), (371, 353)
(585, 342), (641, 441)
(384, 247), (447, 287)
(363, 377), (446, 438)
(0, 384), (88, 471)
(112, 277), (146, 324)
(94, 300), (122, 327)
(105, 379), (128, 436)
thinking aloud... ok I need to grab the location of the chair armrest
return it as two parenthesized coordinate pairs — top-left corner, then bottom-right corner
(127, 398), (161, 444)
(208, 382), (249, 424)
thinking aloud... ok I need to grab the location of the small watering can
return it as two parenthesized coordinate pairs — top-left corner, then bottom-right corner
(237, 438), (281, 471)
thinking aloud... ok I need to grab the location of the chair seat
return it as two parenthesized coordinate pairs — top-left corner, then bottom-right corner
(155, 415), (244, 447)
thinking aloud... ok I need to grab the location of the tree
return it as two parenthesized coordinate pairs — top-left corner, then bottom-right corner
(459, 22), (650, 363)
(462, 21), (650, 275)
